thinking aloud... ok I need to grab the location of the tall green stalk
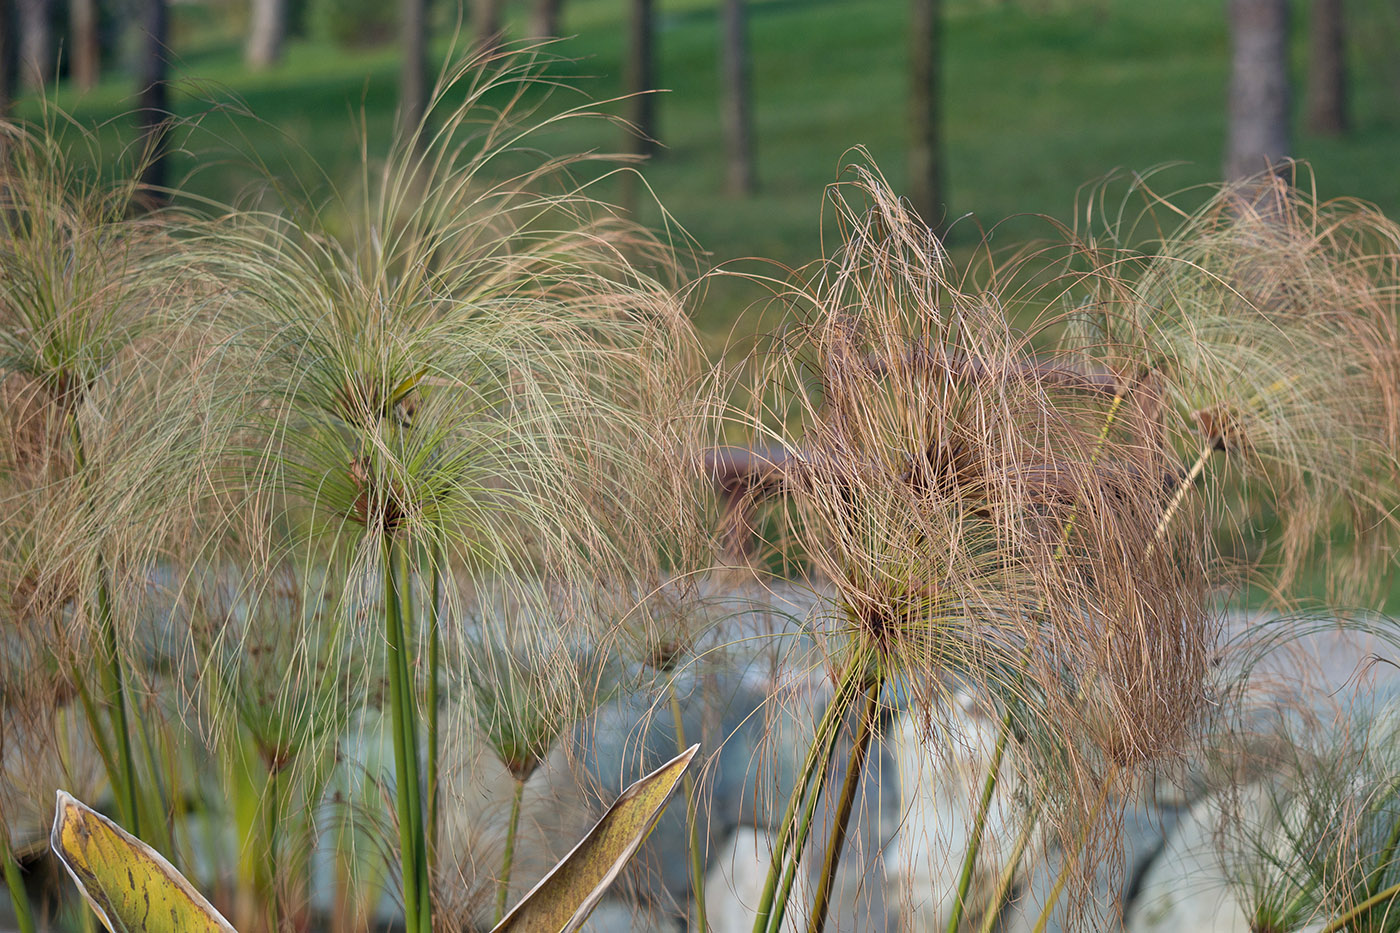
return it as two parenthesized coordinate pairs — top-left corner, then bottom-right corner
(68, 411), (141, 837)
(382, 535), (431, 933)
(426, 541), (443, 866)
(976, 798), (1041, 933)
(494, 778), (526, 925)
(944, 711), (1012, 933)
(753, 647), (868, 933)
(1149, 441), (1216, 551)
(669, 681), (708, 931)
(3, 846), (35, 933)
(1318, 879), (1400, 933)
(805, 677), (881, 933)
(68, 670), (118, 783)
(94, 558), (139, 835)
(1028, 774), (1115, 933)
(265, 765), (282, 933)
(1365, 806), (1400, 894)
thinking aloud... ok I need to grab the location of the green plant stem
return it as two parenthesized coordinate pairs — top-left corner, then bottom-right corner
(68, 667), (119, 784)
(400, 546), (432, 933)
(753, 651), (867, 933)
(976, 800), (1041, 933)
(494, 777), (526, 925)
(946, 710), (1012, 933)
(767, 702), (845, 933)
(1365, 804), (1400, 893)
(3, 848), (35, 933)
(768, 659), (872, 932)
(806, 677), (881, 933)
(382, 535), (431, 933)
(96, 563), (140, 836)
(68, 411), (140, 837)
(128, 688), (175, 854)
(1029, 776), (1115, 933)
(266, 766), (282, 933)
(1149, 440), (1215, 552)
(1278, 879), (1318, 930)
(426, 541), (443, 866)
(1052, 390), (1126, 561)
(1319, 879), (1400, 933)
(668, 681), (708, 932)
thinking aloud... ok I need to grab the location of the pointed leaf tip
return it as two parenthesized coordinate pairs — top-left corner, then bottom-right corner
(492, 743), (700, 933)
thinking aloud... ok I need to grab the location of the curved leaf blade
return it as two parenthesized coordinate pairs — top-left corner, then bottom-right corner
(492, 744), (699, 933)
(50, 790), (238, 933)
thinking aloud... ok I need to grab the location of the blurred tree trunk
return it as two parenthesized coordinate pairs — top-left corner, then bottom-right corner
(0, 0), (18, 115)
(70, 0), (99, 88)
(136, 0), (171, 201)
(529, 0), (564, 38)
(1305, 0), (1348, 135)
(17, 0), (50, 89)
(1224, 0), (1292, 181)
(246, 0), (286, 69)
(718, 0), (756, 195)
(400, 0), (429, 139)
(473, 0), (503, 54)
(626, 0), (657, 157)
(909, 0), (945, 232)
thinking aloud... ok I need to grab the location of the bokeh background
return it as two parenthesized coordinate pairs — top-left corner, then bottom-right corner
(5, 0), (1398, 340)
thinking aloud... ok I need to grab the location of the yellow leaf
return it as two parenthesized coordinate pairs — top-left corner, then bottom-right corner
(50, 790), (239, 933)
(492, 744), (699, 933)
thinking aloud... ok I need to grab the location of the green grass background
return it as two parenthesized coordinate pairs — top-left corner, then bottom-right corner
(17, 0), (1400, 341)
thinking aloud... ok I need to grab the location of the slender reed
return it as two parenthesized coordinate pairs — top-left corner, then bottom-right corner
(2, 847), (35, 933)
(805, 676), (881, 933)
(1318, 881), (1400, 933)
(975, 801), (1041, 933)
(668, 681), (709, 932)
(1148, 441), (1215, 549)
(264, 765), (282, 933)
(462, 583), (621, 924)
(751, 648), (867, 932)
(494, 779), (526, 926)
(944, 715), (1011, 933)
(426, 541), (444, 865)
(383, 536), (431, 933)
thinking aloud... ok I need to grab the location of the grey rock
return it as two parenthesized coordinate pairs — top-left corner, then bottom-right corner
(1123, 789), (1257, 933)
(1005, 798), (1181, 933)
(884, 699), (1031, 933)
(701, 827), (810, 933)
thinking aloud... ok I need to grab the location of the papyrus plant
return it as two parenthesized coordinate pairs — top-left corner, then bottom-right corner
(723, 163), (1214, 932)
(1060, 171), (1400, 605)
(182, 49), (699, 933)
(0, 118), (208, 879)
(941, 171), (1400, 929)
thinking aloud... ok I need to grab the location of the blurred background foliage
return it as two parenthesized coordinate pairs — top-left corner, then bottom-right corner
(8, 0), (1400, 342)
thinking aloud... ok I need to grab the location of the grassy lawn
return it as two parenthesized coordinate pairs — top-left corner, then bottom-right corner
(15, 0), (1400, 341)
